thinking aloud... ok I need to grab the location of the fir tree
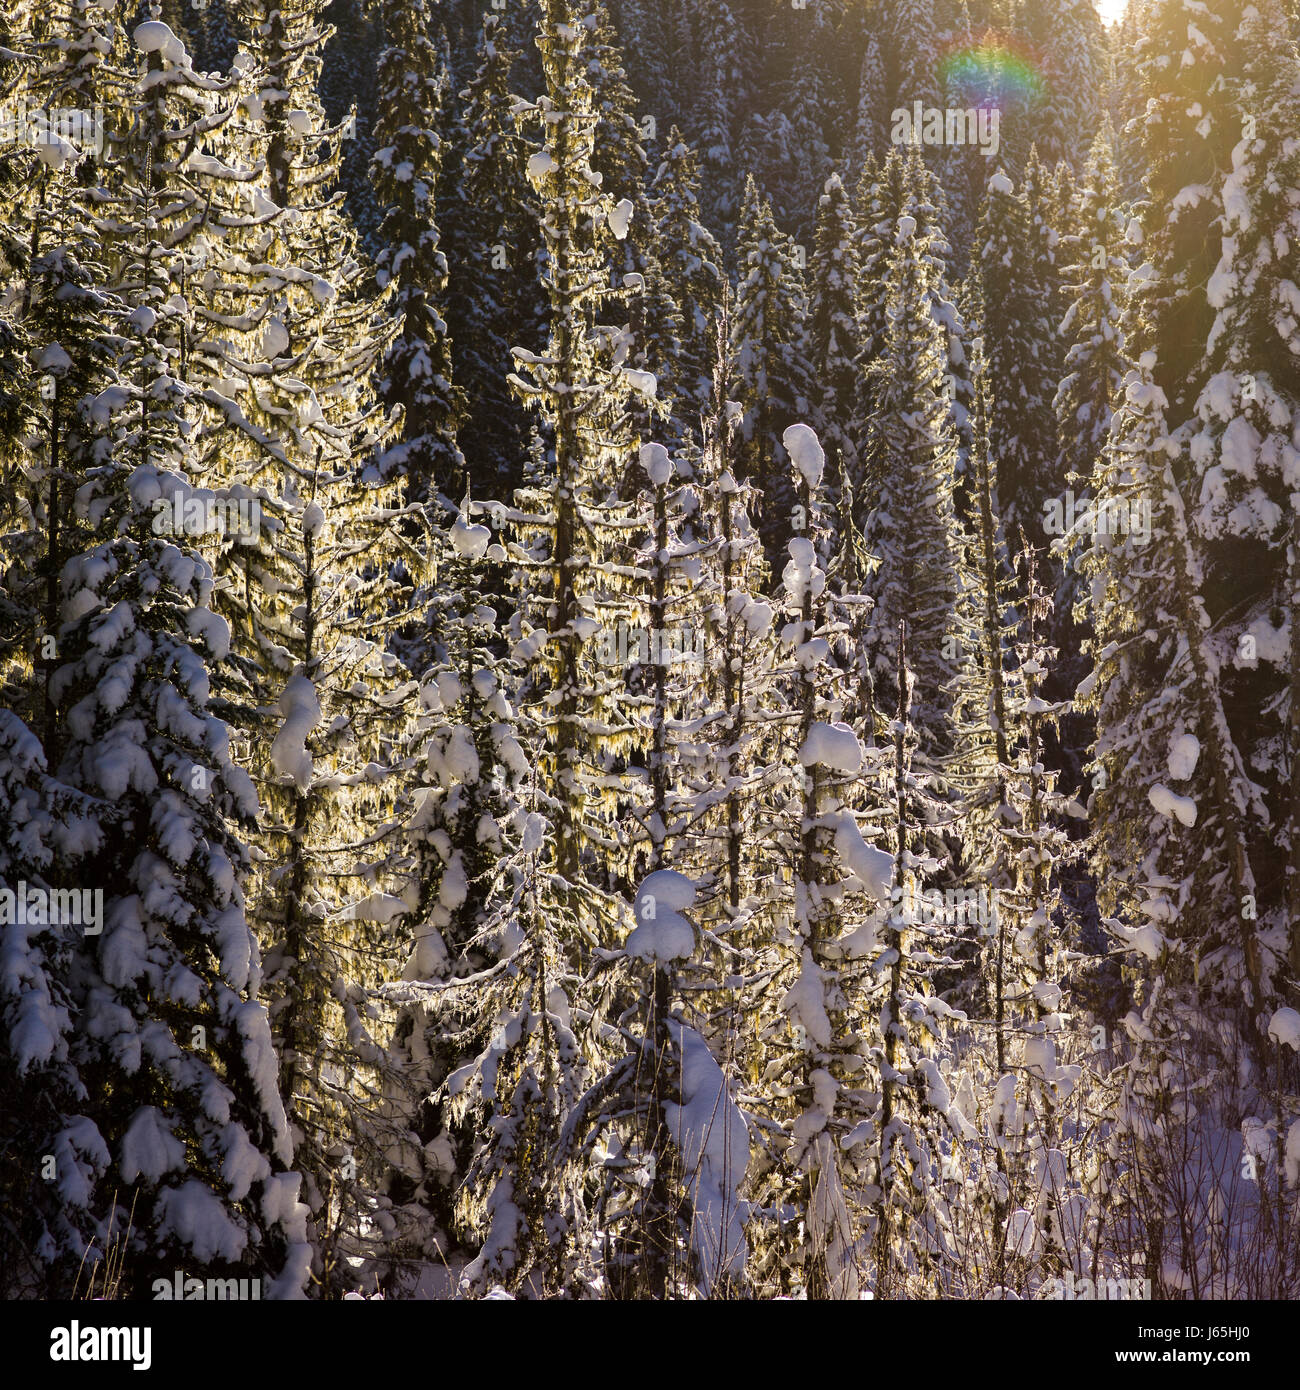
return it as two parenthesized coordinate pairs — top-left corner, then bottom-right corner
(689, 0), (746, 228)
(647, 131), (724, 435)
(861, 174), (964, 754)
(47, 208), (309, 1294)
(806, 173), (860, 504)
(370, 0), (466, 504)
(1050, 117), (1131, 764)
(442, 0), (650, 1291)
(441, 7), (541, 498)
(210, 0), (415, 1290)
(0, 710), (105, 1296)
(966, 163), (1060, 549)
(844, 35), (889, 179)
(730, 176), (811, 565)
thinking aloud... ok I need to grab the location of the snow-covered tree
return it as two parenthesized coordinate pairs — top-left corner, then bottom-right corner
(0, 710), (105, 1296)
(440, 9), (542, 497)
(433, 0), (651, 1292)
(844, 35), (888, 179)
(370, 0), (465, 504)
(860, 177), (965, 754)
(46, 217), (310, 1295)
(966, 163), (1060, 548)
(689, 0), (747, 228)
(730, 176), (811, 564)
(190, 0), (420, 1291)
(647, 131), (724, 435)
(806, 173), (860, 505)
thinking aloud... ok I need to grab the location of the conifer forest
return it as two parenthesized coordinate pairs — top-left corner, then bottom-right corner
(1, 0), (1299, 1307)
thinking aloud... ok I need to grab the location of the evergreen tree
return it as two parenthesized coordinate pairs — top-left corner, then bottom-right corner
(1183, 0), (1300, 992)
(848, 148), (902, 508)
(378, 506), (543, 1293)
(647, 131), (724, 435)
(563, 444), (750, 1299)
(1027, 0), (1105, 168)
(689, 0), (746, 228)
(207, 0), (415, 1290)
(870, 619), (971, 1299)
(860, 177), (964, 754)
(47, 203), (309, 1295)
(887, 0), (944, 117)
(1080, 351), (1270, 1043)
(445, 0), (648, 1292)
(1050, 117), (1131, 763)
(966, 164), (1059, 549)
(0, 710), (105, 1296)
(1083, 0), (1294, 1073)
(370, 0), (465, 503)
(806, 173), (860, 504)
(441, 7), (542, 498)
(844, 35), (889, 179)
(764, 426), (889, 1299)
(855, 150), (971, 521)
(730, 176), (811, 564)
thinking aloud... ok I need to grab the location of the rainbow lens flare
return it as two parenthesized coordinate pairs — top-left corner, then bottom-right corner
(938, 32), (1048, 111)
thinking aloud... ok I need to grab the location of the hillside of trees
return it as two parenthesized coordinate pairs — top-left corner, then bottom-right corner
(1, 0), (1299, 1300)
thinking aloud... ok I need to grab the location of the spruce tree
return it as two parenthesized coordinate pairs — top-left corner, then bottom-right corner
(0, 710), (105, 1296)
(204, 0), (416, 1289)
(1050, 117), (1131, 764)
(806, 173), (860, 505)
(689, 0), (746, 228)
(966, 163), (1060, 549)
(370, 0), (465, 504)
(445, 0), (648, 1292)
(47, 200), (309, 1294)
(730, 176), (811, 565)
(860, 173), (964, 755)
(441, 7), (541, 498)
(647, 131), (724, 435)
